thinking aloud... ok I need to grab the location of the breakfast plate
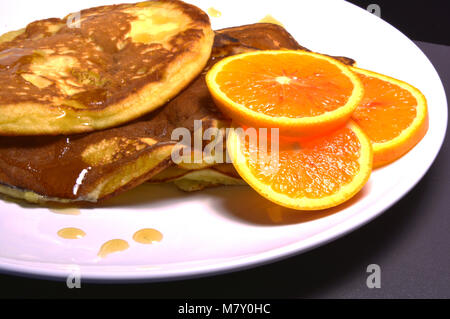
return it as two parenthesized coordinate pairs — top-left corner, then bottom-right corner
(0, 0), (447, 281)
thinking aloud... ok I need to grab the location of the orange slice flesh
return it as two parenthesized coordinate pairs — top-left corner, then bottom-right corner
(351, 67), (428, 167)
(227, 121), (373, 210)
(206, 50), (364, 136)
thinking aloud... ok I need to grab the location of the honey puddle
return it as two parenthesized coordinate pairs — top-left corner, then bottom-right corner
(259, 14), (284, 27)
(133, 228), (163, 244)
(49, 207), (81, 215)
(97, 239), (129, 258)
(57, 227), (86, 239)
(207, 7), (222, 18)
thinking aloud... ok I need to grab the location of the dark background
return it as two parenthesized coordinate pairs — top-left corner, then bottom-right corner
(0, 1), (449, 299)
(346, 0), (449, 45)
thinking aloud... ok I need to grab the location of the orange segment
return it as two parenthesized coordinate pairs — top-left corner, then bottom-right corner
(351, 67), (428, 167)
(227, 121), (373, 210)
(207, 50), (364, 136)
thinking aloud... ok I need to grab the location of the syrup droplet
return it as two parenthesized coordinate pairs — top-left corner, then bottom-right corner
(57, 227), (86, 239)
(207, 7), (222, 18)
(267, 206), (284, 223)
(49, 207), (81, 215)
(97, 239), (129, 258)
(133, 228), (163, 244)
(259, 14), (284, 27)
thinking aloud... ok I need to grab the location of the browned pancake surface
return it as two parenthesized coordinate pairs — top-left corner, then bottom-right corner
(0, 1), (210, 107)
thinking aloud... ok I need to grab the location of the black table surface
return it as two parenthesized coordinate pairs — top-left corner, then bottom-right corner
(0, 41), (449, 299)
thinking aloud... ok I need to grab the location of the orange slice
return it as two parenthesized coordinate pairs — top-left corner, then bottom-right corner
(351, 67), (428, 168)
(227, 121), (373, 210)
(206, 50), (364, 136)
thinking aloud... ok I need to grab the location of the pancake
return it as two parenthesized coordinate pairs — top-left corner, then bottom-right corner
(0, 23), (355, 204)
(215, 23), (355, 66)
(0, 0), (214, 135)
(148, 164), (246, 192)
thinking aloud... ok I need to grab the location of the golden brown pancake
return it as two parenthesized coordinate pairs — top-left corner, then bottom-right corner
(0, 23), (355, 204)
(0, 0), (214, 135)
(148, 164), (246, 192)
(214, 23), (355, 66)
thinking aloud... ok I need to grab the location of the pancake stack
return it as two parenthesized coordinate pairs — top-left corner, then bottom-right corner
(0, 1), (354, 204)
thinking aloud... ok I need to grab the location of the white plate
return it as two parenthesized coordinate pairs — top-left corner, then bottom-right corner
(0, 0), (447, 281)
